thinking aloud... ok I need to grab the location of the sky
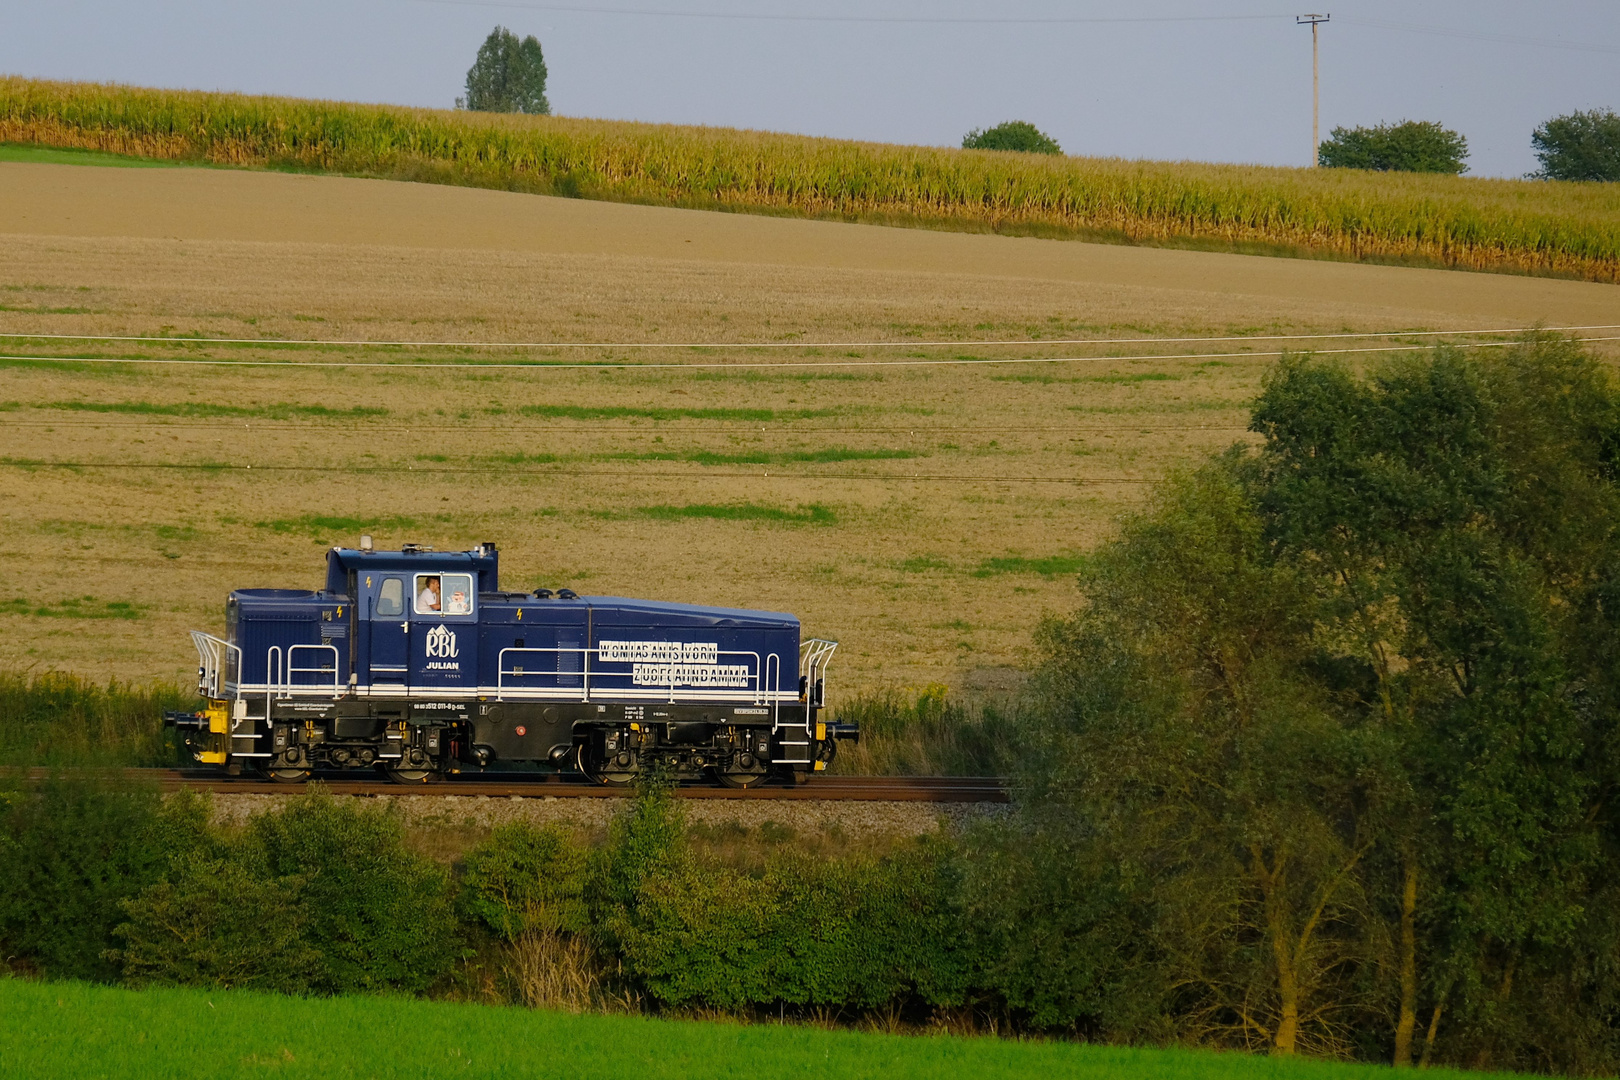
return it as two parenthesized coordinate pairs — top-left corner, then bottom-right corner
(5, 1), (1617, 179)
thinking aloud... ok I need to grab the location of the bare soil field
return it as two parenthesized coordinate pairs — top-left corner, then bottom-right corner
(2, 162), (1616, 693)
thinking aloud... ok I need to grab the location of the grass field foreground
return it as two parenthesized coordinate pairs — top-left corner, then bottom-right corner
(0, 978), (1490, 1080)
(4, 76), (1619, 283)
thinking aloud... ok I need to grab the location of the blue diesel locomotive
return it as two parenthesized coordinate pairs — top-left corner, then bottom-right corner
(167, 541), (851, 786)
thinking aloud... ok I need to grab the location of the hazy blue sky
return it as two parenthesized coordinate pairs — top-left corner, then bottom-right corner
(6, 1), (1617, 178)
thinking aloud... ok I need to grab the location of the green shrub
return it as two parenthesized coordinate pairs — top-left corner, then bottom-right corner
(1318, 119), (1468, 174)
(963, 814), (1160, 1035)
(111, 858), (319, 992)
(589, 771), (688, 945)
(831, 685), (1020, 776)
(0, 669), (192, 767)
(0, 776), (209, 980)
(459, 822), (590, 940)
(963, 121), (1062, 155)
(616, 837), (970, 1011)
(249, 790), (458, 994)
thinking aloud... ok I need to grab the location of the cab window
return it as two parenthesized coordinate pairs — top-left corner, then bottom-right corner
(416, 573), (473, 616)
(376, 577), (404, 617)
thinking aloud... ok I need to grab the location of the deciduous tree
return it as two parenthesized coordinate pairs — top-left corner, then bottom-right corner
(460, 26), (550, 115)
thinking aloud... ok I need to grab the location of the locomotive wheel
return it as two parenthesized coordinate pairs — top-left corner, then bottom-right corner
(578, 745), (636, 787)
(714, 767), (772, 790)
(268, 768), (310, 784)
(383, 765), (436, 785)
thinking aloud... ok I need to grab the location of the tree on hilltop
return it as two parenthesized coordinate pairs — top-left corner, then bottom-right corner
(1318, 120), (1468, 174)
(962, 121), (1062, 155)
(1531, 108), (1620, 181)
(459, 26), (550, 115)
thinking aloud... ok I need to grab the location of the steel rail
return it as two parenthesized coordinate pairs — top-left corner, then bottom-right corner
(12, 768), (1010, 803)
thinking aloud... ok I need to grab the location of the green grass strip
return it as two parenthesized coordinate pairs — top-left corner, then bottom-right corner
(607, 448), (917, 466)
(517, 404), (841, 422)
(0, 979), (1487, 1080)
(972, 555), (1089, 577)
(0, 597), (142, 619)
(633, 503), (837, 525)
(0, 143), (187, 168)
(15, 400), (389, 420)
(249, 514), (447, 536)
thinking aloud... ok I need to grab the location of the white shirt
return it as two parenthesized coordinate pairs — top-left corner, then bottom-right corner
(417, 588), (440, 611)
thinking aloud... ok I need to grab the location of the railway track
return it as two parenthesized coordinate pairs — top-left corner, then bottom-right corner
(19, 769), (1010, 803)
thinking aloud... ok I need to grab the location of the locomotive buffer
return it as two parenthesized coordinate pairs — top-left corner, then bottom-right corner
(167, 541), (855, 787)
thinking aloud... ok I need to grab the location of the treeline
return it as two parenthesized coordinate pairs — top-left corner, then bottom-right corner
(1008, 333), (1620, 1071)
(3, 77), (1618, 283)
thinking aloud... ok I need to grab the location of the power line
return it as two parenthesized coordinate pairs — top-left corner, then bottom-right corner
(4, 338), (1618, 372)
(1339, 16), (1620, 56)
(1, 325), (1611, 351)
(401, 2), (1620, 52)
(404, 1), (1288, 26)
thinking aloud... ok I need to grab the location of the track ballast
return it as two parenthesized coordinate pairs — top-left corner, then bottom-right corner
(52, 769), (1010, 803)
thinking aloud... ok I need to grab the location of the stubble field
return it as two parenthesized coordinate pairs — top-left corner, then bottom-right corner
(2, 160), (1617, 694)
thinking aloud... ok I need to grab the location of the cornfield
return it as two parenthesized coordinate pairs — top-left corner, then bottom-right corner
(5, 76), (1620, 282)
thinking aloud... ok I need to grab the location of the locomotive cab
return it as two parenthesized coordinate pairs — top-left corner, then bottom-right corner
(168, 542), (850, 786)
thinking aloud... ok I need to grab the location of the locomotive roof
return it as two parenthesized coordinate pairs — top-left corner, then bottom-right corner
(561, 595), (798, 629)
(325, 545), (500, 594)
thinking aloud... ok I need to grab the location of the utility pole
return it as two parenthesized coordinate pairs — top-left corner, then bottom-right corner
(1297, 14), (1330, 166)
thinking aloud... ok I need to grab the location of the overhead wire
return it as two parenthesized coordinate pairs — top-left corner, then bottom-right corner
(402, 2), (1288, 26)
(400, 2), (1619, 53)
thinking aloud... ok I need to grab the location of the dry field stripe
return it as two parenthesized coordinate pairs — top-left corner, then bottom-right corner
(4, 324), (1618, 349)
(0, 420), (1251, 433)
(8, 338), (1619, 372)
(0, 461), (1156, 484)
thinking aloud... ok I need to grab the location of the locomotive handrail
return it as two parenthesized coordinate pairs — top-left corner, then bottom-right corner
(766, 652), (780, 725)
(798, 639), (839, 707)
(268, 643), (342, 699)
(190, 631), (242, 700)
(495, 646), (775, 705)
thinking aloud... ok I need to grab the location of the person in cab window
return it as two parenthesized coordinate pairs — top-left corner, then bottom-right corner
(418, 576), (441, 612)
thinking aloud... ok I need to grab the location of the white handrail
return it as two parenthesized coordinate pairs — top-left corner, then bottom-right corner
(190, 631), (242, 700)
(269, 643), (341, 699)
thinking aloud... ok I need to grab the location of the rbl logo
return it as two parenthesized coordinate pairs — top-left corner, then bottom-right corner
(425, 624), (459, 659)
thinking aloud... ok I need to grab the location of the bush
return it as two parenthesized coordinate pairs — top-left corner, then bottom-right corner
(460, 822), (590, 940)
(963, 813), (1162, 1036)
(830, 685), (1020, 777)
(615, 837), (969, 1011)
(963, 121), (1062, 155)
(0, 670), (191, 767)
(0, 776), (209, 980)
(1319, 120), (1468, 174)
(249, 791), (458, 994)
(111, 858), (319, 992)
(1532, 108), (1620, 181)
